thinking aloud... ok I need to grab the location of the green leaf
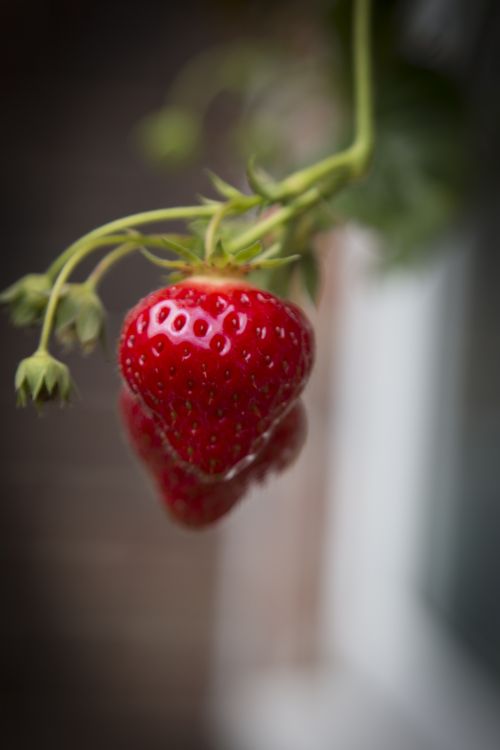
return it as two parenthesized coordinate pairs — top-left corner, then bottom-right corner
(333, 119), (461, 265)
(257, 242), (281, 261)
(234, 241), (263, 263)
(198, 195), (222, 206)
(326, 13), (466, 267)
(256, 254), (300, 269)
(206, 170), (244, 200)
(246, 155), (279, 200)
(157, 237), (201, 263)
(214, 240), (232, 261)
(164, 272), (186, 285)
(140, 248), (191, 270)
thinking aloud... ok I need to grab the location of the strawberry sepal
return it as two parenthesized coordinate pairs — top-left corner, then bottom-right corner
(55, 283), (106, 353)
(0, 273), (52, 327)
(15, 351), (74, 408)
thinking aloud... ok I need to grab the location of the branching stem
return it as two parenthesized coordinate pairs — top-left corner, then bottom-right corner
(46, 204), (220, 281)
(29, 0), (373, 366)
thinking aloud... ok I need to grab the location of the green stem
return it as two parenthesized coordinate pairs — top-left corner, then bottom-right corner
(270, 0), (373, 196)
(353, 0), (374, 166)
(204, 202), (238, 260)
(86, 242), (138, 289)
(39, 0), (372, 292)
(38, 232), (180, 352)
(226, 186), (322, 253)
(225, 0), (372, 252)
(38, 237), (128, 352)
(86, 229), (199, 288)
(46, 204), (220, 281)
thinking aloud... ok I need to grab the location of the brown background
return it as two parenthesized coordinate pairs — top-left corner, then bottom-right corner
(0, 2), (329, 748)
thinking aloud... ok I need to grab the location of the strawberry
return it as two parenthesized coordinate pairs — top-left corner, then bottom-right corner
(119, 386), (307, 528)
(118, 277), (314, 479)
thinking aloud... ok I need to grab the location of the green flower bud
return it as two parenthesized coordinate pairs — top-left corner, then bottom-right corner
(15, 351), (74, 408)
(0, 273), (51, 327)
(55, 284), (106, 353)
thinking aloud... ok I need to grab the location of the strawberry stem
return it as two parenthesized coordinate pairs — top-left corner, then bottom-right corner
(46, 204), (223, 282)
(218, 0), (374, 250)
(85, 242), (139, 290)
(38, 233), (189, 353)
(226, 185), (322, 253)
(38, 237), (127, 353)
(244, 0), (373, 201)
(8, 0), (374, 407)
(44, 0), (372, 280)
(204, 202), (234, 261)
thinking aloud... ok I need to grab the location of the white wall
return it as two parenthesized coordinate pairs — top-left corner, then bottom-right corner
(210, 230), (500, 750)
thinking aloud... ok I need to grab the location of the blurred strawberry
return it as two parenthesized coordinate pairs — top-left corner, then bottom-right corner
(119, 386), (306, 529)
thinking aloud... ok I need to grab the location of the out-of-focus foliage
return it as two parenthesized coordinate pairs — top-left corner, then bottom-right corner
(135, 0), (466, 270)
(334, 77), (464, 267)
(135, 39), (337, 175)
(330, 0), (466, 267)
(134, 43), (288, 169)
(137, 107), (202, 167)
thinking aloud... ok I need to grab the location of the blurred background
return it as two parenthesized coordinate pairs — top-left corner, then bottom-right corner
(1, 0), (500, 748)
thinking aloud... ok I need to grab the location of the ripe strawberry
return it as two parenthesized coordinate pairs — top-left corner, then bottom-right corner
(118, 278), (314, 479)
(119, 386), (307, 528)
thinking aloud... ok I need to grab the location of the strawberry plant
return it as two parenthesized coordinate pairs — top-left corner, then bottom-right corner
(1, 0), (374, 519)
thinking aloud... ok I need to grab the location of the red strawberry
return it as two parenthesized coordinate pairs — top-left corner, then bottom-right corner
(118, 278), (314, 479)
(119, 386), (307, 528)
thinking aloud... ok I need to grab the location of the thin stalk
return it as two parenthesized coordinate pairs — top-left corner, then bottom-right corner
(353, 0), (374, 164)
(271, 0), (373, 196)
(38, 232), (185, 352)
(46, 204), (220, 281)
(226, 186), (322, 253)
(86, 242), (139, 289)
(204, 203), (232, 260)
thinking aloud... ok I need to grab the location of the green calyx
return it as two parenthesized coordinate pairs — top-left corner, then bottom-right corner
(0, 273), (52, 327)
(55, 283), (106, 353)
(15, 351), (74, 408)
(140, 239), (300, 281)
